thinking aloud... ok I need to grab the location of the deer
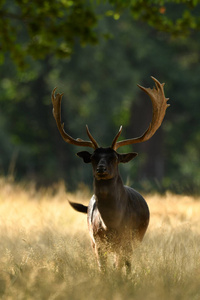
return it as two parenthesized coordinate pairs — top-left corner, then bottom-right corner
(51, 77), (170, 272)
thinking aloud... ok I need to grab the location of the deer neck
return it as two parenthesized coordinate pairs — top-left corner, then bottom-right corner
(93, 175), (126, 228)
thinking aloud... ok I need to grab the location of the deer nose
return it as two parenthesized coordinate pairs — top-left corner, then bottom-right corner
(97, 165), (107, 174)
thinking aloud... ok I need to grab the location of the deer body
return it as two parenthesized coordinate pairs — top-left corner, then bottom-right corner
(92, 182), (149, 232)
(89, 185), (150, 265)
(51, 77), (169, 271)
(70, 147), (149, 269)
(90, 156), (149, 238)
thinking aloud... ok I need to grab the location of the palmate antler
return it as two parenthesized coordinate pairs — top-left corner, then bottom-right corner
(52, 77), (169, 151)
(51, 87), (99, 149)
(111, 77), (170, 151)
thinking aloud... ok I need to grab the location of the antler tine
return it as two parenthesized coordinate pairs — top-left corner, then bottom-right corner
(114, 77), (170, 150)
(111, 126), (123, 150)
(51, 88), (97, 149)
(86, 125), (99, 149)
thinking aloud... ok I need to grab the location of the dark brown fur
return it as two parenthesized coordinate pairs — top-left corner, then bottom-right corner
(69, 148), (150, 271)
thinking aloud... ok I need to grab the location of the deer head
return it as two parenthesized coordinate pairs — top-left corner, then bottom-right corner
(76, 148), (138, 181)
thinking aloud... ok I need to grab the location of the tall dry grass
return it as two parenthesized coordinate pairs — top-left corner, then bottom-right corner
(0, 177), (200, 299)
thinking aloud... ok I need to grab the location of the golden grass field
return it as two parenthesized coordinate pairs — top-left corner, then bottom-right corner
(0, 177), (200, 299)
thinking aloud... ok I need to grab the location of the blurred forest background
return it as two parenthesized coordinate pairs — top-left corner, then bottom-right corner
(0, 0), (200, 195)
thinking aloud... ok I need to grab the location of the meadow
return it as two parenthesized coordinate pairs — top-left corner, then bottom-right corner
(0, 177), (200, 300)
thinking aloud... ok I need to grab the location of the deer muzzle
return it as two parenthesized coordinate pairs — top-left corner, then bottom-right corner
(97, 165), (107, 174)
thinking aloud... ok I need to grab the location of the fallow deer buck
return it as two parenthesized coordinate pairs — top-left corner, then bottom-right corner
(51, 77), (169, 271)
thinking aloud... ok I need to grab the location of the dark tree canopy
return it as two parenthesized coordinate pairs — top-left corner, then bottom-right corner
(1, 0), (200, 67)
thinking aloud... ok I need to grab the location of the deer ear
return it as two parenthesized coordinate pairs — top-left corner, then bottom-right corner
(118, 152), (138, 163)
(77, 151), (92, 163)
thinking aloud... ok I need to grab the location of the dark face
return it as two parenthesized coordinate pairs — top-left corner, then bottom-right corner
(77, 148), (137, 181)
(90, 148), (119, 180)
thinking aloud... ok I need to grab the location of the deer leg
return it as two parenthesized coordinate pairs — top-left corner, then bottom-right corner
(114, 251), (124, 269)
(94, 244), (107, 272)
(114, 250), (132, 275)
(124, 258), (131, 275)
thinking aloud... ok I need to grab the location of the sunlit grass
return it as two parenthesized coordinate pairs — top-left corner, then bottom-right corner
(0, 177), (200, 299)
